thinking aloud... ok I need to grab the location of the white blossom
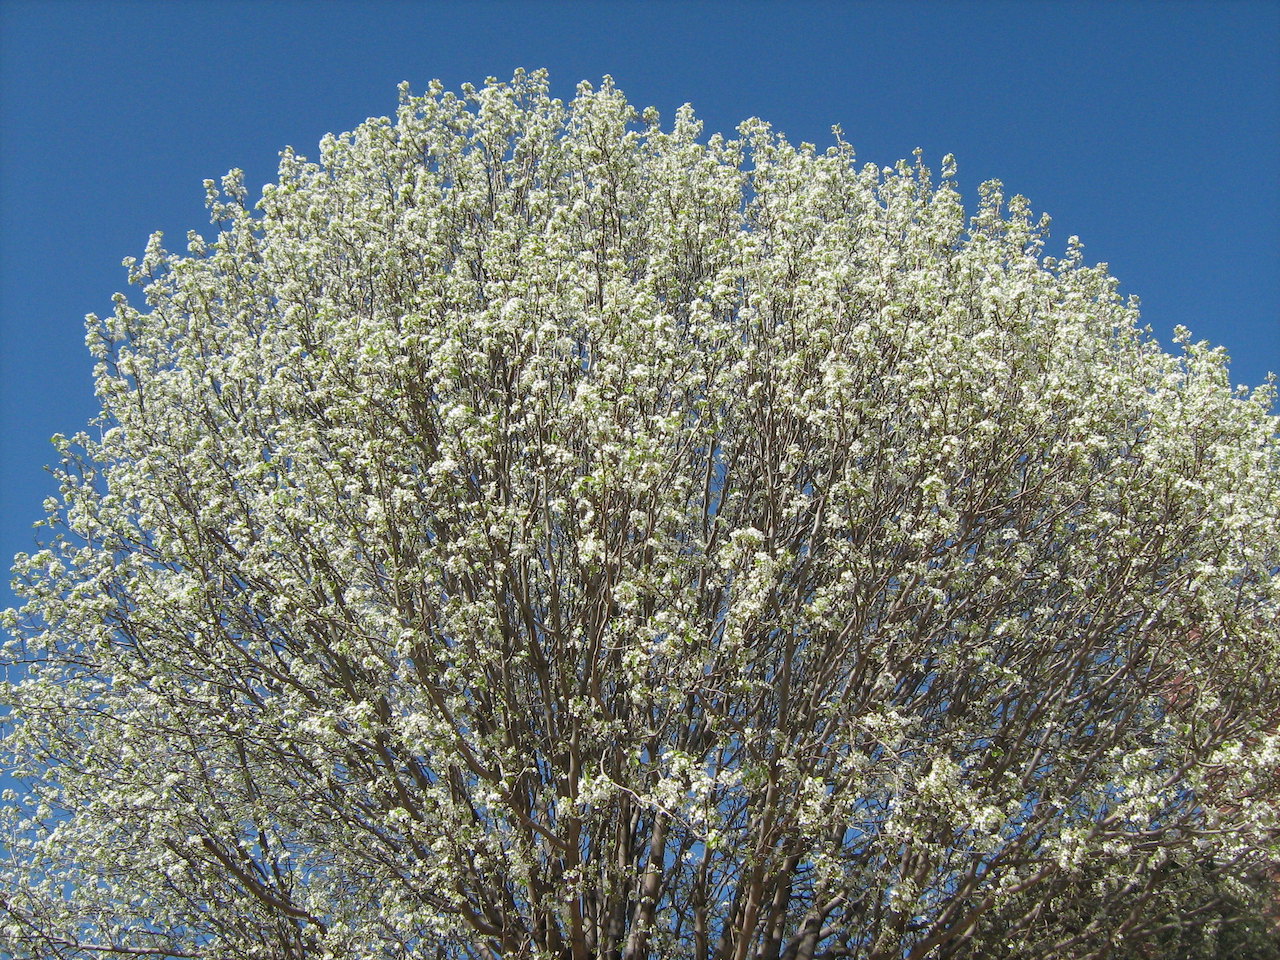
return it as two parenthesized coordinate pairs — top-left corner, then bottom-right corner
(2, 69), (1278, 960)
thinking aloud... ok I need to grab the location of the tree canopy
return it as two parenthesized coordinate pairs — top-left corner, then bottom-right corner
(2, 70), (1278, 960)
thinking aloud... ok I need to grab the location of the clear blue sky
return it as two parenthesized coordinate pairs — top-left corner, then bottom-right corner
(2, 0), (1278, 614)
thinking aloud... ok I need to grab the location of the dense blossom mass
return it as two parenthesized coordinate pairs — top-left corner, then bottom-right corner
(2, 70), (1279, 959)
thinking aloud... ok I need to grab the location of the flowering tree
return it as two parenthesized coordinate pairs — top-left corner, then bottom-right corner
(2, 70), (1278, 960)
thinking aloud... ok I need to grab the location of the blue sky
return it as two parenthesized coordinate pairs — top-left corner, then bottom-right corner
(1, 0), (1277, 614)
